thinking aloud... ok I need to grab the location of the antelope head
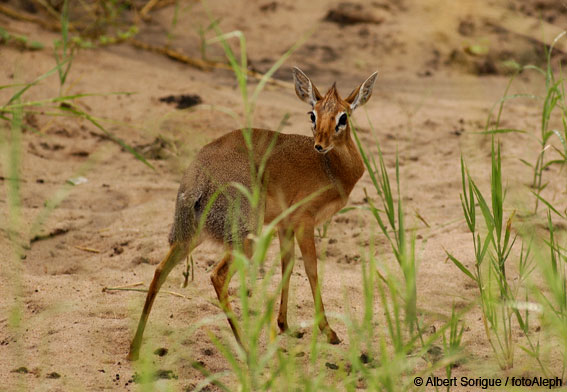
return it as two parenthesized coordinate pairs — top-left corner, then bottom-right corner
(292, 67), (378, 154)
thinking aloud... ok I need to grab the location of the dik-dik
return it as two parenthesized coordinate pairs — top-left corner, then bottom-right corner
(128, 67), (377, 360)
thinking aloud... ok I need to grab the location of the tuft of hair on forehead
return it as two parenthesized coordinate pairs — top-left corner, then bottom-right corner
(320, 82), (342, 110)
(327, 82), (339, 97)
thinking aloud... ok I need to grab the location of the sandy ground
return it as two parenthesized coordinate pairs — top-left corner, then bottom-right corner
(2, 0), (567, 390)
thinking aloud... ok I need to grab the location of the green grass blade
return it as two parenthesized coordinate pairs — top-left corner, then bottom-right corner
(446, 252), (477, 282)
(58, 105), (154, 170)
(531, 193), (566, 219)
(4, 58), (71, 107)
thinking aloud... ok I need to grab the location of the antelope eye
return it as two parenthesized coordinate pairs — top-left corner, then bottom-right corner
(309, 112), (316, 123)
(338, 113), (347, 127)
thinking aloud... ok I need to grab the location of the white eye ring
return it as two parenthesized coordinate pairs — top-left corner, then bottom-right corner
(308, 111), (317, 132)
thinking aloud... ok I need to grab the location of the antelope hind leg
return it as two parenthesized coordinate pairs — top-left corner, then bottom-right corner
(127, 243), (188, 360)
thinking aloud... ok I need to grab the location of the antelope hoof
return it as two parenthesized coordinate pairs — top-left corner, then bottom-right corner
(127, 348), (140, 361)
(277, 321), (305, 339)
(327, 330), (341, 345)
(277, 320), (288, 333)
(292, 330), (305, 339)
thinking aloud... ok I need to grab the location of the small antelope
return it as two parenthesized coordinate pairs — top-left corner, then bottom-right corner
(127, 68), (377, 360)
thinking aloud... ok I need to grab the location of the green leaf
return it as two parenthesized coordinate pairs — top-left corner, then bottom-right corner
(465, 44), (489, 56)
(518, 345), (539, 359)
(446, 252), (477, 282)
(519, 158), (534, 168)
(531, 192), (566, 219)
(474, 128), (526, 135)
(58, 105), (154, 170)
(28, 40), (44, 50)
(542, 159), (565, 169)
(4, 59), (70, 107)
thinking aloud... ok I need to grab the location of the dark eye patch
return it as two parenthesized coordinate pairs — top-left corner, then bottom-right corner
(309, 112), (316, 123)
(338, 113), (347, 127)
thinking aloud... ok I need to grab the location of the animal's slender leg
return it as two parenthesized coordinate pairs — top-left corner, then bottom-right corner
(210, 251), (242, 344)
(210, 238), (253, 345)
(277, 226), (295, 333)
(296, 222), (340, 344)
(128, 243), (188, 360)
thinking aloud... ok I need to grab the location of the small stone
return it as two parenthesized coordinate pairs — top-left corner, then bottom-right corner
(155, 369), (177, 380)
(154, 347), (168, 357)
(359, 352), (371, 364)
(293, 331), (305, 339)
(131, 256), (150, 265)
(325, 362), (339, 370)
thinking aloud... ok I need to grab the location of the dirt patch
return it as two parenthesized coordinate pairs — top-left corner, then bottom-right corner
(323, 2), (386, 25)
(514, 0), (567, 25)
(159, 94), (203, 110)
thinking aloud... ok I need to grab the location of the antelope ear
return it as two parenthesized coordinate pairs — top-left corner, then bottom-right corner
(292, 67), (322, 107)
(345, 71), (378, 110)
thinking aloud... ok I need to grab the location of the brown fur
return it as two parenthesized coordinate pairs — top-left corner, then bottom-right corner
(127, 68), (377, 360)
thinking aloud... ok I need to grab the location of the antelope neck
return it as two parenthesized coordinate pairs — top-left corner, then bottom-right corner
(321, 137), (364, 196)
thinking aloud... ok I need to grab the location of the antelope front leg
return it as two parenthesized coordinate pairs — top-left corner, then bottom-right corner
(296, 222), (340, 344)
(277, 227), (295, 333)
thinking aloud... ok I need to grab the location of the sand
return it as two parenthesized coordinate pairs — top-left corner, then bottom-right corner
(1, 0), (567, 390)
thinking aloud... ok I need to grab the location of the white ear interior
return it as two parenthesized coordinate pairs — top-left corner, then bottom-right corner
(306, 82), (317, 107)
(293, 67), (318, 107)
(350, 71), (378, 110)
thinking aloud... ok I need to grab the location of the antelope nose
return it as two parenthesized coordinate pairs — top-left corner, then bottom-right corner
(314, 144), (323, 152)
